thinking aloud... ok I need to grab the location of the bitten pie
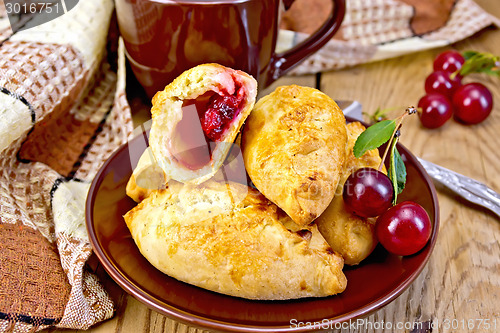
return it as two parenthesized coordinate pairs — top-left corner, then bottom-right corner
(315, 122), (384, 265)
(123, 180), (347, 300)
(149, 63), (257, 184)
(241, 85), (347, 226)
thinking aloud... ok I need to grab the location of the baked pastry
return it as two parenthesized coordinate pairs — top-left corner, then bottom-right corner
(315, 122), (384, 265)
(123, 180), (347, 300)
(126, 142), (248, 202)
(149, 63), (257, 185)
(126, 147), (168, 203)
(241, 85), (347, 226)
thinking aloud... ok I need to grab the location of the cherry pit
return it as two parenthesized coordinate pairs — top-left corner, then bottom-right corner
(418, 50), (497, 128)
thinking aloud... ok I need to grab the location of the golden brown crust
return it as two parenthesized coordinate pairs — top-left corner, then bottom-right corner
(241, 85), (347, 226)
(123, 180), (347, 300)
(316, 122), (383, 265)
(149, 63), (257, 185)
(126, 147), (168, 202)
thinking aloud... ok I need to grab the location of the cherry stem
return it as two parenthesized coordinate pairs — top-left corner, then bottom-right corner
(377, 107), (417, 172)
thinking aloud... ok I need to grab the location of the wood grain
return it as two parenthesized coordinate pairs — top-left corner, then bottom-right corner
(49, 2), (500, 332)
(320, 2), (500, 331)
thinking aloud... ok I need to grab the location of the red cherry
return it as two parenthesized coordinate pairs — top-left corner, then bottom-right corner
(417, 93), (453, 129)
(376, 201), (432, 256)
(425, 71), (462, 99)
(452, 82), (493, 125)
(343, 168), (394, 218)
(433, 50), (465, 74)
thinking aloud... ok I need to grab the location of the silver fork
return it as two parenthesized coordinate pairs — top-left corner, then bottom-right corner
(416, 158), (500, 217)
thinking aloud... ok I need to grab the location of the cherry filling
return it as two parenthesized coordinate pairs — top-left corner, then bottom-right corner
(201, 94), (242, 141)
(170, 83), (245, 171)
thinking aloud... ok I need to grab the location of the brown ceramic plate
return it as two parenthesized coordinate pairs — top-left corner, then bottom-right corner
(86, 117), (439, 332)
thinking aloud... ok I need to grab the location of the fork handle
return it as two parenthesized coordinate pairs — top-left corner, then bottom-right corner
(417, 157), (500, 218)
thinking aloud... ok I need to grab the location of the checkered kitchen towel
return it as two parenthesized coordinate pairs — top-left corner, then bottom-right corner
(280, 0), (500, 74)
(0, 0), (132, 332)
(0, 0), (498, 332)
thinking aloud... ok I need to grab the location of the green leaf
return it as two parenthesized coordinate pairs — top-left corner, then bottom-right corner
(393, 150), (406, 194)
(482, 68), (500, 77)
(353, 120), (396, 158)
(388, 138), (407, 204)
(463, 50), (479, 60)
(458, 51), (500, 77)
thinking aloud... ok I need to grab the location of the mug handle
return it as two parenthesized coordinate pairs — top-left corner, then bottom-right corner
(266, 0), (346, 85)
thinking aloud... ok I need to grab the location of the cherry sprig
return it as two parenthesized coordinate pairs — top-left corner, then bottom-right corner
(344, 108), (431, 256)
(452, 51), (500, 79)
(353, 107), (417, 203)
(362, 106), (399, 124)
(414, 49), (498, 128)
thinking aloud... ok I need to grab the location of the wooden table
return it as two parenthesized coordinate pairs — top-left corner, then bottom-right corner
(55, 1), (500, 332)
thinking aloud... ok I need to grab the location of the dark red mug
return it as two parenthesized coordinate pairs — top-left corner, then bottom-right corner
(116, 0), (345, 98)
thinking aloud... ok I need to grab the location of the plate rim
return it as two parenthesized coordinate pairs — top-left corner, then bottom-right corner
(85, 117), (440, 332)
